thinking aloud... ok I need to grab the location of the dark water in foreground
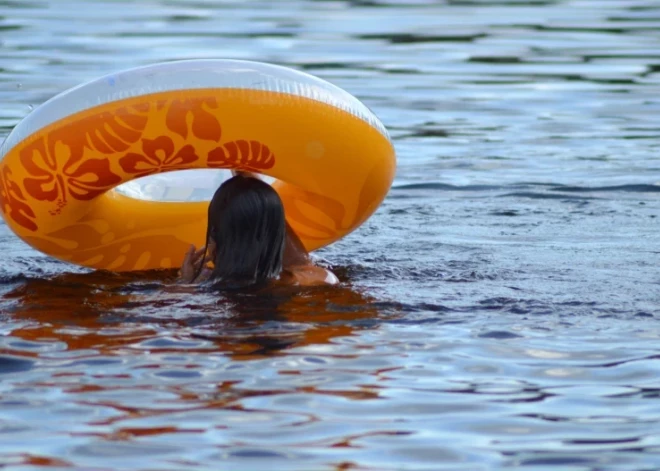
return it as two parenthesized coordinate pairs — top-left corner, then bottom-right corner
(1, 1), (659, 470)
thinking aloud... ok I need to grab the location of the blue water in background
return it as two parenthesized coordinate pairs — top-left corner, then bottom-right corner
(0, 1), (659, 470)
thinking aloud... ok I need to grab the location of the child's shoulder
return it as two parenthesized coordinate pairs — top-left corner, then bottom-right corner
(281, 264), (338, 286)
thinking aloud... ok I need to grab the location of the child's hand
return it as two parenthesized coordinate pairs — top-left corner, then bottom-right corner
(178, 245), (207, 283)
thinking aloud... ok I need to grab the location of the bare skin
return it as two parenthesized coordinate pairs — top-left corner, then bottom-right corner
(178, 172), (338, 286)
(279, 221), (339, 286)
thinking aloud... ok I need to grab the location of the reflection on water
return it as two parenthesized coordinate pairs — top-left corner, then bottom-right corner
(1, 0), (660, 469)
(4, 269), (388, 359)
(1, 271), (402, 469)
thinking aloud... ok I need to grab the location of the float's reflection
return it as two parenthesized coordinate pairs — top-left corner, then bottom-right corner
(3, 268), (395, 359)
(1, 268), (396, 468)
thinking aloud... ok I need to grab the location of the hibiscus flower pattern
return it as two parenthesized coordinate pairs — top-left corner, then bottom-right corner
(3, 92), (283, 271)
(119, 136), (199, 178)
(17, 104), (149, 210)
(20, 138), (122, 209)
(0, 165), (38, 231)
(64, 104), (150, 156)
(165, 97), (222, 142)
(280, 187), (347, 241)
(207, 140), (275, 172)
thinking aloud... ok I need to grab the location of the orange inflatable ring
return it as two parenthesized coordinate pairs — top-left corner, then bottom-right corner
(0, 60), (396, 272)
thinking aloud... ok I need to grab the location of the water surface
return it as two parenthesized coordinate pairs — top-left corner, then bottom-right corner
(1, 1), (659, 470)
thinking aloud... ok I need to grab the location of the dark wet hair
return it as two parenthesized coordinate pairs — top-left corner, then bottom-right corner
(198, 175), (286, 288)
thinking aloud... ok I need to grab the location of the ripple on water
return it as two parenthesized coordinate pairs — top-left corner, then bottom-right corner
(1, 0), (660, 469)
(0, 355), (34, 374)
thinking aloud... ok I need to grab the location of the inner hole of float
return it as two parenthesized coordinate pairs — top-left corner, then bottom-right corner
(114, 169), (277, 202)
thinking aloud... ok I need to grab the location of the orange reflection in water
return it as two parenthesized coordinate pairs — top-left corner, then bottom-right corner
(3, 270), (390, 358)
(1, 270), (398, 466)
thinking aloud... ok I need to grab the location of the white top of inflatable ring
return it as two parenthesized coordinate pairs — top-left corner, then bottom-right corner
(1, 59), (388, 158)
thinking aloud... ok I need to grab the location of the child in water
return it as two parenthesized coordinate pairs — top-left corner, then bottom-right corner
(177, 171), (338, 288)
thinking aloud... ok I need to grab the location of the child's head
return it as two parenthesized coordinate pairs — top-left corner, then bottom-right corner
(202, 175), (285, 287)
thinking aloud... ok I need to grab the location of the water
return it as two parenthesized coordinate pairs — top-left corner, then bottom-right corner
(1, 1), (659, 470)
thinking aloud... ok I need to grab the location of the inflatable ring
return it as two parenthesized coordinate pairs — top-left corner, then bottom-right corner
(0, 60), (396, 272)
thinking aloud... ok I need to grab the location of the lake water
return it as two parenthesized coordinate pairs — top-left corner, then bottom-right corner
(1, 1), (659, 470)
